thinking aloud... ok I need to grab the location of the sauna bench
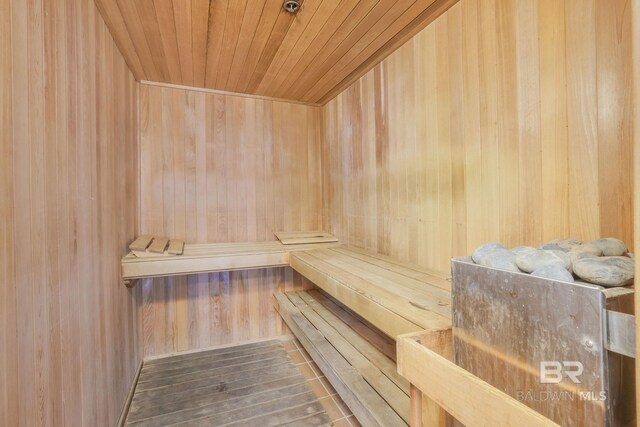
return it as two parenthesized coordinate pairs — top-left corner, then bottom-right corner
(276, 290), (411, 427)
(397, 328), (560, 427)
(121, 240), (340, 286)
(289, 246), (452, 338)
(275, 247), (453, 426)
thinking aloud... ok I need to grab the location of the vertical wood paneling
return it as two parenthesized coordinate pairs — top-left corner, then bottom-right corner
(538, 0), (569, 242)
(565, 0), (600, 240)
(139, 83), (322, 357)
(515, 0), (541, 245)
(323, 0), (633, 275)
(634, 1), (640, 423)
(0, 0), (17, 424)
(595, 0), (633, 241)
(1, 0), (140, 425)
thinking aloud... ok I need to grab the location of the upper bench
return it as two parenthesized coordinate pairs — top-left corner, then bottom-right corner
(289, 246), (452, 339)
(121, 240), (340, 286)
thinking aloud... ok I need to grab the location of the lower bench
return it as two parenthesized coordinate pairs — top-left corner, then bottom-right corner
(275, 290), (410, 427)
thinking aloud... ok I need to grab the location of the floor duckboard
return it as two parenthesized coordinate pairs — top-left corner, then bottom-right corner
(124, 340), (331, 426)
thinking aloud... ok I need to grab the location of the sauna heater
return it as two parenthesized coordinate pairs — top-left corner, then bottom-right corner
(451, 257), (636, 427)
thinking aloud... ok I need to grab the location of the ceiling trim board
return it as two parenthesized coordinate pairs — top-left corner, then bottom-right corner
(140, 80), (321, 107)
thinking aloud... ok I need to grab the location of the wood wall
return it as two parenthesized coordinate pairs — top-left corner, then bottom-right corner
(633, 1), (640, 424)
(322, 0), (633, 275)
(138, 83), (322, 357)
(0, 0), (140, 425)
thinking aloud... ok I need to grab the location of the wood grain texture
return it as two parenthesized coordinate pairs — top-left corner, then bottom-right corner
(93, 0), (458, 103)
(275, 293), (407, 427)
(124, 340), (329, 426)
(293, 291), (409, 423)
(322, 0), (634, 276)
(138, 83), (323, 356)
(0, 0), (141, 425)
(289, 247), (451, 339)
(397, 330), (559, 427)
(633, 0), (640, 424)
(121, 241), (340, 280)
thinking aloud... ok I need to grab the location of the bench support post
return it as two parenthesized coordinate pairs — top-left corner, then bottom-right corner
(410, 384), (423, 426)
(410, 383), (450, 427)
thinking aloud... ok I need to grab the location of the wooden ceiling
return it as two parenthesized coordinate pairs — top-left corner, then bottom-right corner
(94, 0), (457, 104)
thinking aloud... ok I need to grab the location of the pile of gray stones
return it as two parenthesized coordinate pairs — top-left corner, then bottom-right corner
(471, 237), (634, 287)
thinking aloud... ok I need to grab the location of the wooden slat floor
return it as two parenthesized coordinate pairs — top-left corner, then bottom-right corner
(125, 340), (331, 426)
(283, 339), (363, 427)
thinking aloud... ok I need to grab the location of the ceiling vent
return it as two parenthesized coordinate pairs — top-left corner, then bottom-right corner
(283, 0), (301, 14)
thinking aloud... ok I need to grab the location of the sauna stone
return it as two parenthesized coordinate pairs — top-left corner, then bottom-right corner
(539, 237), (582, 252)
(531, 265), (575, 282)
(567, 250), (597, 271)
(472, 243), (506, 264)
(538, 243), (569, 252)
(510, 246), (537, 255)
(570, 242), (603, 257)
(557, 237), (582, 250)
(573, 256), (634, 287)
(591, 237), (628, 257)
(477, 248), (521, 272)
(515, 249), (571, 273)
(539, 242), (565, 252)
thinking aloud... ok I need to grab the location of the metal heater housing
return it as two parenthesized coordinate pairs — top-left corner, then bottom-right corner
(451, 257), (635, 427)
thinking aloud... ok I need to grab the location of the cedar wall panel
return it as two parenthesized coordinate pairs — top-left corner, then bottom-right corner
(322, 0), (633, 276)
(139, 84), (322, 357)
(634, 0), (640, 421)
(1, 0), (140, 426)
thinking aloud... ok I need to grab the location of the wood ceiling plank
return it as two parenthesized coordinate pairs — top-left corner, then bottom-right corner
(191, 0), (210, 87)
(289, 0), (421, 102)
(172, 0), (193, 86)
(317, 0), (458, 104)
(256, 0), (339, 96)
(133, 0), (172, 82)
(302, 0), (433, 102)
(93, 0), (146, 79)
(234, 0), (285, 94)
(243, 9), (296, 93)
(272, 0), (380, 99)
(114, 0), (162, 81)
(94, 0), (460, 102)
(225, 0), (269, 91)
(253, 0), (326, 94)
(153, 0), (183, 83)
(203, 0), (229, 88)
(214, 0), (250, 88)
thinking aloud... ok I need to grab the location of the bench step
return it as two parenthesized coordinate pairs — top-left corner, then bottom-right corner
(275, 290), (409, 427)
(289, 247), (451, 339)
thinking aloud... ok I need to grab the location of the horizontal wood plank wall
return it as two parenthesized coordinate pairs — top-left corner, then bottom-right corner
(139, 84), (322, 357)
(1, 0), (140, 425)
(322, 0), (633, 276)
